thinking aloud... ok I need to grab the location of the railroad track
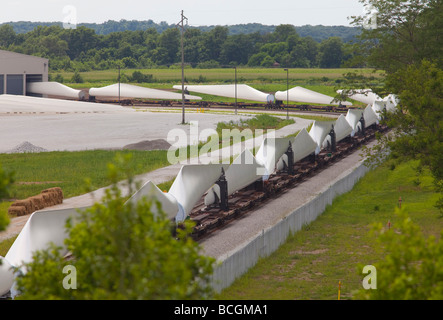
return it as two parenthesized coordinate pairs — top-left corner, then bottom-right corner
(186, 124), (386, 241)
(95, 98), (348, 116)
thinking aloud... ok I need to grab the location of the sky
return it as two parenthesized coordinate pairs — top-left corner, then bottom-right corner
(1, 0), (366, 27)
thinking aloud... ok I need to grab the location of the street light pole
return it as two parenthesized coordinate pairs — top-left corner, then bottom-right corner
(284, 68), (289, 120)
(234, 66), (237, 115)
(118, 65), (121, 104)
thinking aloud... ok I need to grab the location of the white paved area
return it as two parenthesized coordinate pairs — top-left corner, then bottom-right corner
(0, 95), (313, 153)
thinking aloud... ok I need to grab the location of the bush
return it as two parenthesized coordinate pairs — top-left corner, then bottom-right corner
(196, 60), (220, 69)
(54, 74), (64, 83)
(70, 71), (84, 84)
(129, 71), (155, 83)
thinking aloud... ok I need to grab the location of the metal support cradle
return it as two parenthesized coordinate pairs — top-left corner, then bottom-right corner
(215, 168), (229, 211)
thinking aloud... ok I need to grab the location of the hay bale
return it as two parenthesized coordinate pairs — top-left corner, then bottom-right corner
(8, 187), (64, 217)
(41, 192), (54, 207)
(8, 206), (27, 217)
(29, 195), (44, 211)
(10, 199), (33, 215)
(42, 187), (63, 204)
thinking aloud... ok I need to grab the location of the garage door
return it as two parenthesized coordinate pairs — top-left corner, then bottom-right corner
(0, 75), (4, 94)
(7, 74), (24, 95)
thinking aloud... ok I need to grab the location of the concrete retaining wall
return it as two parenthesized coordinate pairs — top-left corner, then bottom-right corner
(211, 161), (370, 293)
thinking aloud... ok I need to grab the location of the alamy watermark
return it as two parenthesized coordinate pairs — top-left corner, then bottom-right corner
(166, 120), (275, 173)
(362, 4), (378, 30)
(63, 5), (77, 29)
(63, 265), (77, 290)
(362, 265), (377, 290)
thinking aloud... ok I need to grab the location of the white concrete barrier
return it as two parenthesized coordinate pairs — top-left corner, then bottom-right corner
(210, 161), (370, 293)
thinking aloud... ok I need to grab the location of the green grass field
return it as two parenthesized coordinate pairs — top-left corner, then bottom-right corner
(215, 160), (442, 300)
(0, 150), (169, 201)
(57, 67), (381, 85)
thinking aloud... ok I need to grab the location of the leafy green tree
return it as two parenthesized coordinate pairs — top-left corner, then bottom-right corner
(350, 1), (442, 212)
(383, 61), (443, 211)
(0, 163), (14, 231)
(354, 207), (443, 300)
(157, 28), (180, 65)
(248, 52), (268, 67)
(183, 28), (204, 65)
(220, 34), (254, 65)
(54, 74), (64, 83)
(13, 154), (215, 299)
(201, 26), (228, 62)
(130, 71), (154, 83)
(61, 26), (99, 60)
(289, 41), (311, 68)
(70, 71), (84, 83)
(0, 24), (16, 48)
(39, 35), (68, 58)
(318, 37), (344, 68)
(351, 0), (442, 72)
(260, 55), (275, 67)
(272, 24), (298, 42)
(1, 22), (363, 71)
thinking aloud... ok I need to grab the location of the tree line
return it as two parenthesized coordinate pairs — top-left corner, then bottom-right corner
(0, 23), (358, 71)
(4, 20), (360, 41)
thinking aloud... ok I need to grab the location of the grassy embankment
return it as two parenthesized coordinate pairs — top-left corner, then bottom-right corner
(215, 160), (442, 300)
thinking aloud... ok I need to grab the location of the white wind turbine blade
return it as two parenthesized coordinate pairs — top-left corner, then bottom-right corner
(4, 207), (86, 272)
(127, 181), (179, 220)
(276, 86), (352, 105)
(333, 114), (353, 143)
(0, 256), (14, 296)
(363, 104), (379, 127)
(204, 149), (265, 206)
(383, 95), (397, 113)
(345, 109), (364, 136)
(26, 82), (86, 100)
(309, 120), (335, 154)
(0, 94), (124, 113)
(277, 128), (318, 170)
(337, 89), (380, 105)
(371, 100), (386, 120)
(90, 83), (202, 100)
(168, 164), (230, 222)
(173, 84), (271, 102)
(255, 137), (291, 178)
(291, 128), (318, 163)
(322, 115), (353, 148)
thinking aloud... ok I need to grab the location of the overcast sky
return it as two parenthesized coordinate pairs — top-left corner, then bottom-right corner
(1, 0), (366, 27)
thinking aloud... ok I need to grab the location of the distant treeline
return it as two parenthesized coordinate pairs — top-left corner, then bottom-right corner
(0, 21), (363, 72)
(2, 20), (361, 42)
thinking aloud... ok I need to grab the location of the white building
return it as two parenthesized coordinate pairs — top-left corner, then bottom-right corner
(0, 49), (49, 96)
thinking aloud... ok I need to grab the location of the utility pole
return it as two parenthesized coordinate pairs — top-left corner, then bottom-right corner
(177, 10), (188, 124)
